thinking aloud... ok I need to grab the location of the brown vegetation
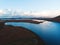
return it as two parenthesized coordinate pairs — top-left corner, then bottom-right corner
(0, 26), (44, 45)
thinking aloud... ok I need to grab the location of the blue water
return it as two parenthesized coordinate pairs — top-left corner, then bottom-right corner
(5, 21), (60, 45)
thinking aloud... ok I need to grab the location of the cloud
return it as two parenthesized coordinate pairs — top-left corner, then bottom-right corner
(0, 10), (4, 14)
(0, 9), (60, 18)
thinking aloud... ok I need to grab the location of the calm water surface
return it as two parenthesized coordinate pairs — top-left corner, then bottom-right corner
(5, 21), (60, 45)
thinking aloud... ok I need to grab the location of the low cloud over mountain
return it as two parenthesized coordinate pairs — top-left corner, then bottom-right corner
(0, 9), (60, 18)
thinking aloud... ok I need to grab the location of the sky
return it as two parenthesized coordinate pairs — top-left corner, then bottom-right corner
(0, 0), (60, 17)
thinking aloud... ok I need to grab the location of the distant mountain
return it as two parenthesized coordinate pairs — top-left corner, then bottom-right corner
(51, 15), (60, 22)
(54, 15), (60, 18)
(34, 15), (60, 22)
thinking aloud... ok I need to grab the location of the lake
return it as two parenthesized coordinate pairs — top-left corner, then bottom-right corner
(5, 21), (60, 45)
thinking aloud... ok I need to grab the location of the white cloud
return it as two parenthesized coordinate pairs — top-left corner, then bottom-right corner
(0, 10), (4, 14)
(0, 9), (60, 18)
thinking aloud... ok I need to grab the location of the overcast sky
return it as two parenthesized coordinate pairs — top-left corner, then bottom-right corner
(0, 0), (60, 17)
